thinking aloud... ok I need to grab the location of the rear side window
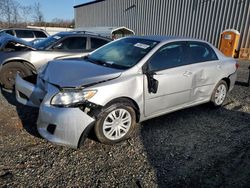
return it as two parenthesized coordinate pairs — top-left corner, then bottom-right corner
(34, 31), (47, 38)
(54, 37), (87, 50)
(91, 38), (109, 49)
(187, 42), (218, 64)
(149, 42), (187, 71)
(15, 30), (34, 38)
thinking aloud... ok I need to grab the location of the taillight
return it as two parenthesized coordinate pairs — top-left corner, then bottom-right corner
(235, 63), (239, 69)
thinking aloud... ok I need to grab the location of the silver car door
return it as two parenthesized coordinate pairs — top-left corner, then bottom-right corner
(30, 37), (88, 69)
(30, 50), (85, 70)
(186, 41), (221, 102)
(143, 42), (193, 116)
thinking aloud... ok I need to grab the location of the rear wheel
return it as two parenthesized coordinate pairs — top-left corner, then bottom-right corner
(94, 103), (137, 144)
(0, 62), (32, 90)
(211, 80), (228, 107)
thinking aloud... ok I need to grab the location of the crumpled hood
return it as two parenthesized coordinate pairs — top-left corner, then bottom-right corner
(0, 34), (34, 50)
(41, 58), (123, 88)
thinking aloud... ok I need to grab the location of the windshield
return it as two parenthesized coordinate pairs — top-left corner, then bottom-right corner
(87, 38), (159, 69)
(33, 34), (64, 49)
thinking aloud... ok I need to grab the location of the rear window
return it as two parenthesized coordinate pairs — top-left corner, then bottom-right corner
(33, 31), (47, 38)
(91, 38), (109, 49)
(5, 30), (14, 36)
(15, 30), (34, 38)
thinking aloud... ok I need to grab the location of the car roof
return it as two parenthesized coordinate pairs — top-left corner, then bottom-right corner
(0, 28), (46, 32)
(54, 31), (112, 40)
(128, 35), (206, 43)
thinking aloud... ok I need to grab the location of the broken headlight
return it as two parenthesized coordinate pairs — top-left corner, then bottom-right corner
(51, 89), (97, 107)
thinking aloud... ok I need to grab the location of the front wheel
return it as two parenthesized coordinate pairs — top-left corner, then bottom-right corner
(94, 103), (137, 144)
(211, 80), (228, 107)
(0, 62), (32, 90)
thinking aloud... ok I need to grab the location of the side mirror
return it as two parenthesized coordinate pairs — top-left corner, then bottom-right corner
(53, 43), (63, 50)
(142, 63), (159, 94)
(148, 75), (158, 93)
(142, 63), (149, 74)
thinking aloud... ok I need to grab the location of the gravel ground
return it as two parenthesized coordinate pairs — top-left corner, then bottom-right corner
(0, 60), (249, 187)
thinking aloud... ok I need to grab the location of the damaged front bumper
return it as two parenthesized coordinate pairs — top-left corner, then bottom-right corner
(37, 105), (95, 148)
(15, 75), (95, 148)
(15, 74), (46, 107)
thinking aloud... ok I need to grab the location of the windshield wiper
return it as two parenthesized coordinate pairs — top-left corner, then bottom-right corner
(84, 56), (128, 70)
(95, 59), (112, 67)
(83, 55), (96, 63)
(84, 56), (111, 67)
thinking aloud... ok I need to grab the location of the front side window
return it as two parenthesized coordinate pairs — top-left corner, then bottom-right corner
(91, 38), (109, 49)
(148, 42), (187, 71)
(15, 30), (34, 38)
(87, 38), (159, 69)
(53, 37), (86, 50)
(187, 42), (218, 64)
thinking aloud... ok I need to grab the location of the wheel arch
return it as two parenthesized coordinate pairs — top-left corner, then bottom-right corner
(221, 77), (230, 90)
(78, 97), (141, 147)
(2, 60), (37, 74)
(104, 97), (141, 123)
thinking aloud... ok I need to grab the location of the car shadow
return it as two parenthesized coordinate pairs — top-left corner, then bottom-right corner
(235, 81), (249, 87)
(140, 104), (250, 187)
(235, 64), (250, 87)
(0, 88), (40, 138)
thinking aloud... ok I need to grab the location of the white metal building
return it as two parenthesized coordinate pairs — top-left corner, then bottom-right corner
(74, 0), (250, 49)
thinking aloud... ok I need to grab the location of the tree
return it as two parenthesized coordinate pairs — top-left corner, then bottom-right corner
(0, 0), (72, 28)
(20, 5), (33, 25)
(0, 0), (20, 26)
(50, 18), (75, 28)
(33, 2), (44, 23)
(12, 3), (19, 24)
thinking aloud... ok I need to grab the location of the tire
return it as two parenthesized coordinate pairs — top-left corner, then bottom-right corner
(94, 103), (137, 144)
(211, 80), (228, 107)
(0, 62), (32, 90)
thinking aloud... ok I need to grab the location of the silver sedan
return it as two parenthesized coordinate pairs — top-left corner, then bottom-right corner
(0, 33), (111, 90)
(15, 36), (237, 148)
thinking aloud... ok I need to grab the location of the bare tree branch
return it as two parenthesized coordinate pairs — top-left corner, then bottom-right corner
(33, 2), (44, 23)
(0, 0), (20, 26)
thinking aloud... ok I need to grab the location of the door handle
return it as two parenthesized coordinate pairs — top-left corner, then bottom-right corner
(217, 65), (222, 69)
(183, 71), (192, 77)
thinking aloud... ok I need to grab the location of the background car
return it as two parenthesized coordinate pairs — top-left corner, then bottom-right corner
(0, 28), (49, 42)
(15, 36), (238, 148)
(0, 32), (111, 90)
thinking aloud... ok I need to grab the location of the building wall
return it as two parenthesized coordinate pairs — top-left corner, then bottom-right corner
(75, 0), (250, 49)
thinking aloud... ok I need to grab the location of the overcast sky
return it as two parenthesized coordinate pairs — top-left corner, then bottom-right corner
(16, 0), (94, 21)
